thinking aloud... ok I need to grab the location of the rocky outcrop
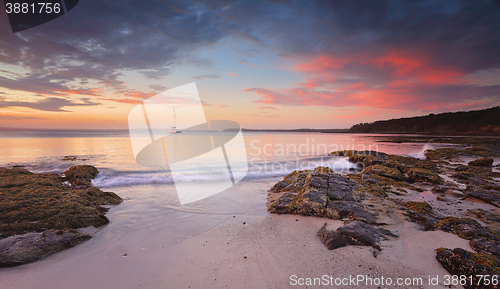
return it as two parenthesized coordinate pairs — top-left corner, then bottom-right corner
(268, 146), (500, 284)
(0, 165), (121, 267)
(267, 167), (378, 223)
(469, 157), (494, 167)
(0, 230), (91, 267)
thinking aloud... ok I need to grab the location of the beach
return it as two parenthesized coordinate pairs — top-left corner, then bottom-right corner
(0, 182), (473, 289)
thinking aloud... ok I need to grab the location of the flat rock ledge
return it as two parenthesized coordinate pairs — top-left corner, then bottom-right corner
(267, 166), (378, 224)
(0, 230), (91, 268)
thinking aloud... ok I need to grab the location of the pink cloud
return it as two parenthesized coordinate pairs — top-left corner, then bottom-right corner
(244, 50), (496, 112)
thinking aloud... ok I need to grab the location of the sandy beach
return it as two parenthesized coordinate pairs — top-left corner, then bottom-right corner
(0, 211), (472, 289)
(0, 171), (489, 289)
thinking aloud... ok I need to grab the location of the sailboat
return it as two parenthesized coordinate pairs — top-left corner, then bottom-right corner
(167, 107), (182, 133)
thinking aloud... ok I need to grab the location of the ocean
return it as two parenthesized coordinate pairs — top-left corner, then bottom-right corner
(0, 130), (454, 210)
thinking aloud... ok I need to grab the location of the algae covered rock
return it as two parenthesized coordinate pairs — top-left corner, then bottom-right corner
(0, 166), (121, 236)
(434, 217), (498, 241)
(267, 168), (378, 223)
(64, 165), (99, 187)
(0, 165), (121, 267)
(399, 201), (442, 230)
(469, 157), (494, 167)
(436, 248), (499, 289)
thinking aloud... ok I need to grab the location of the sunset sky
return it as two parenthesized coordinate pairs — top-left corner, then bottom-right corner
(0, 0), (499, 129)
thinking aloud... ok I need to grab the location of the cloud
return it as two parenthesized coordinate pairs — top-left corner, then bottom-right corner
(0, 0), (240, 99)
(244, 48), (500, 112)
(201, 101), (227, 108)
(0, 0), (499, 112)
(257, 105), (277, 110)
(229, 73), (239, 77)
(148, 84), (169, 92)
(0, 115), (45, 120)
(192, 74), (221, 80)
(0, 97), (101, 112)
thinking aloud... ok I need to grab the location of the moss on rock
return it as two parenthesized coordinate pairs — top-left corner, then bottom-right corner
(0, 166), (121, 237)
(64, 165), (99, 187)
(402, 201), (433, 214)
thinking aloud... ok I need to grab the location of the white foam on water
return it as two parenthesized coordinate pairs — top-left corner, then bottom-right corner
(91, 156), (359, 188)
(407, 143), (434, 160)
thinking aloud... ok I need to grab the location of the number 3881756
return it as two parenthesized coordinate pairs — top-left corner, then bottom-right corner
(5, 2), (61, 14)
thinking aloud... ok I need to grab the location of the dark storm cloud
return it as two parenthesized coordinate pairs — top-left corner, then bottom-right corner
(0, 0), (238, 96)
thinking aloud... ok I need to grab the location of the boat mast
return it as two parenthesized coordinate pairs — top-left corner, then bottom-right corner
(173, 107), (177, 128)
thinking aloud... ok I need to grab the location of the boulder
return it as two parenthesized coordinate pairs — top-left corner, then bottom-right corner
(317, 221), (397, 251)
(436, 248), (499, 289)
(434, 217), (498, 241)
(0, 230), (91, 268)
(469, 238), (500, 257)
(468, 158), (494, 167)
(64, 165), (99, 187)
(336, 221), (398, 251)
(318, 224), (347, 250)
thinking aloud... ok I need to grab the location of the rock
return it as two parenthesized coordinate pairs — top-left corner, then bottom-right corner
(363, 177), (379, 184)
(406, 168), (441, 184)
(329, 150), (388, 167)
(317, 221), (397, 251)
(436, 248), (499, 289)
(464, 209), (500, 235)
(436, 195), (451, 202)
(465, 187), (500, 208)
(400, 201), (441, 230)
(445, 189), (464, 198)
(318, 223), (347, 250)
(64, 165), (99, 187)
(336, 221), (398, 251)
(0, 230), (91, 267)
(432, 185), (449, 193)
(366, 165), (403, 181)
(0, 167), (121, 237)
(469, 238), (500, 257)
(267, 169), (368, 220)
(61, 156), (77, 161)
(426, 147), (499, 161)
(468, 157), (494, 167)
(327, 201), (378, 224)
(434, 217), (498, 241)
(464, 209), (500, 225)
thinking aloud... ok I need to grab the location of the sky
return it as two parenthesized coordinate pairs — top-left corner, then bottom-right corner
(0, 0), (499, 129)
